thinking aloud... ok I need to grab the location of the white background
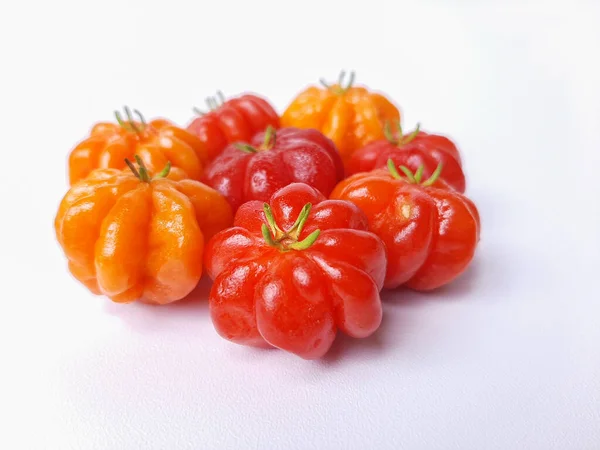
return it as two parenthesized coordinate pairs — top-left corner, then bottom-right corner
(1, 1), (599, 449)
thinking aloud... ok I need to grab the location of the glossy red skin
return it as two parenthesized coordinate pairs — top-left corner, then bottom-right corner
(202, 127), (344, 211)
(186, 94), (280, 160)
(331, 169), (480, 291)
(204, 183), (387, 360)
(346, 131), (466, 193)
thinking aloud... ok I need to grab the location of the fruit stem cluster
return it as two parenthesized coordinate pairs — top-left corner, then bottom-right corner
(125, 155), (171, 182)
(115, 106), (147, 134)
(261, 202), (320, 251)
(387, 159), (443, 186)
(320, 70), (356, 95)
(383, 122), (421, 146)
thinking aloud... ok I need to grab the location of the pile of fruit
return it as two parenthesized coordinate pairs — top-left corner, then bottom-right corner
(55, 72), (480, 360)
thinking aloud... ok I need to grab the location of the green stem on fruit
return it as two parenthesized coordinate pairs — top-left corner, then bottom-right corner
(383, 121), (421, 146)
(398, 166), (417, 183)
(235, 127), (277, 153)
(234, 143), (258, 154)
(319, 77), (331, 89)
(134, 109), (147, 128)
(387, 159), (403, 180)
(343, 71), (355, 91)
(386, 159), (443, 186)
(125, 158), (140, 179)
(261, 224), (278, 248)
(288, 230), (321, 250)
(414, 165), (424, 183)
(125, 156), (149, 182)
(383, 121), (397, 144)
(262, 203), (284, 239)
(124, 107), (141, 133)
(260, 202), (320, 251)
(262, 125), (277, 150)
(194, 91), (226, 116)
(287, 203), (312, 240)
(115, 110), (136, 133)
(155, 161), (172, 178)
(319, 70), (356, 95)
(401, 123), (420, 144)
(124, 156), (171, 182)
(115, 107), (145, 134)
(421, 163), (443, 186)
(134, 155), (151, 182)
(205, 97), (216, 111)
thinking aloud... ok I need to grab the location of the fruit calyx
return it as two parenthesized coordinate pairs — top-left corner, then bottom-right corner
(234, 125), (277, 153)
(115, 106), (147, 134)
(320, 70), (356, 95)
(387, 158), (442, 186)
(261, 202), (320, 251)
(193, 90), (226, 116)
(383, 121), (421, 146)
(125, 155), (171, 182)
